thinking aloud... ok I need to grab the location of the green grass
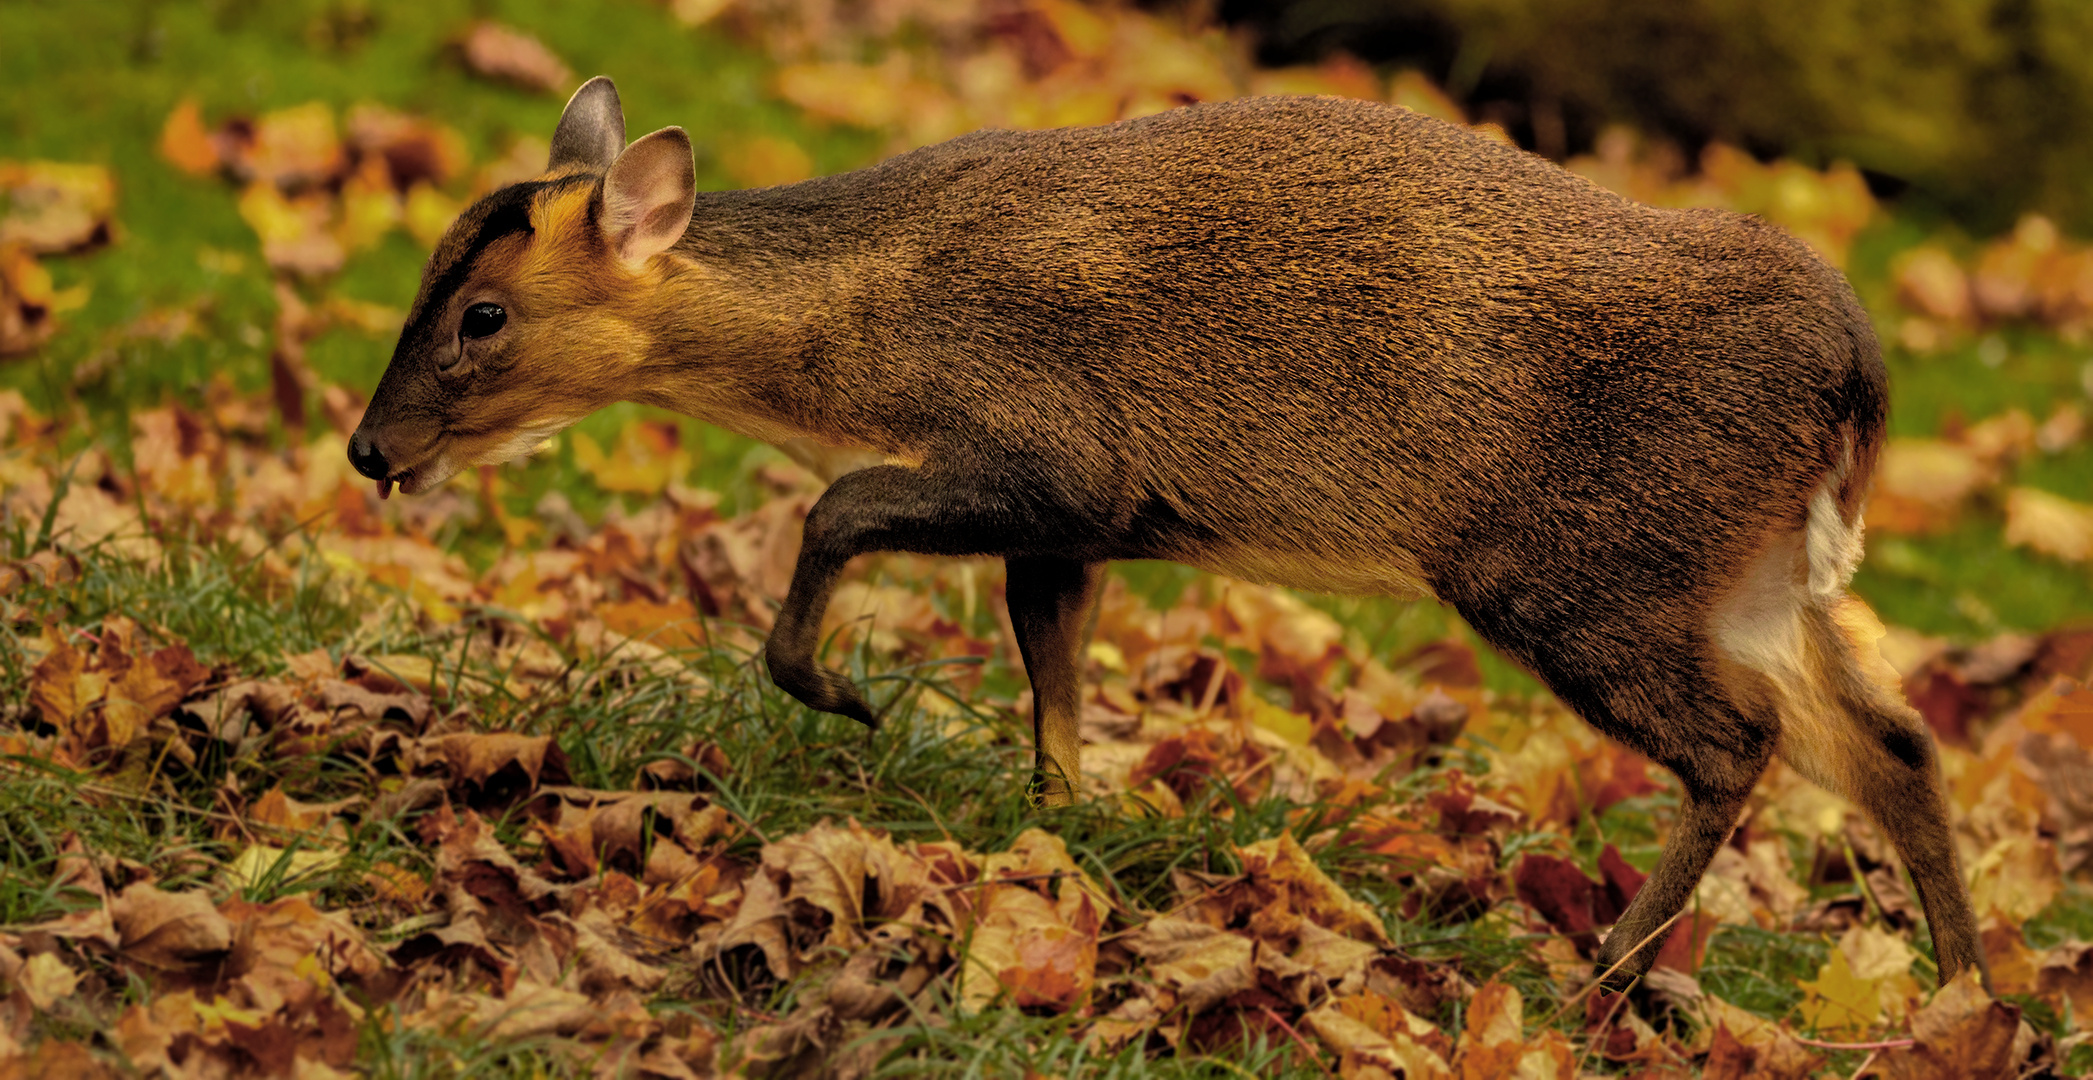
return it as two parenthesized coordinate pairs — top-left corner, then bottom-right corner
(4, 0), (2091, 1073)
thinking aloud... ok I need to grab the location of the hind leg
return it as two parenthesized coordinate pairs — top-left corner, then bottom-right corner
(1832, 714), (1983, 986)
(1797, 602), (1985, 987)
(1593, 725), (1774, 988)
(1456, 607), (1779, 989)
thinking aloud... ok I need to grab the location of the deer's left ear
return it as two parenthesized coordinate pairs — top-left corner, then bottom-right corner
(550, 76), (626, 172)
(602, 126), (696, 266)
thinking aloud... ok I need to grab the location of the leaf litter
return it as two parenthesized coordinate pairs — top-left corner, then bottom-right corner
(3, 0), (2093, 1076)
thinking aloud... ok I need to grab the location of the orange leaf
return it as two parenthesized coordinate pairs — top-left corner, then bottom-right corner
(159, 98), (221, 175)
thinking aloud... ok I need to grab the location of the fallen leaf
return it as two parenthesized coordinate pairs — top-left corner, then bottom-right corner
(2004, 487), (2093, 563)
(221, 844), (345, 891)
(958, 829), (1108, 1011)
(1893, 245), (1973, 323)
(421, 732), (571, 797)
(1696, 994), (1819, 1080)
(1797, 940), (1882, 1035)
(0, 243), (64, 355)
(16, 952), (81, 1011)
(110, 884), (233, 970)
(1306, 993), (1454, 1079)
(1966, 834), (2060, 924)
(159, 98), (221, 176)
(1871, 970), (2026, 1080)
(1125, 917), (1258, 1018)
(235, 102), (346, 191)
(1867, 439), (1993, 534)
(457, 21), (572, 94)
(238, 182), (343, 277)
(0, 161), (117, 253)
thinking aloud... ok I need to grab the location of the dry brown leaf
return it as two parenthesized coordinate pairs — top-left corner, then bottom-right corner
(1125, 916), (1257, 1018)
(2003, 486), (2093, 563)
(102, 642), (210, 749)
(1871, 970), (2028, 1080)
(1305, 996), (1454, 1080)
(1867, 438), (1993, 534)
(0, 1038), (121, 1080)
(526, 787), (732, 881)
(1449, 981), (1578, 1080)
(421, 731), (571, 795)
(235, 102), (346, 190)
(14, 952), (81, 1012)
(457, 21), (573, 94)
(1894, 245), (1973, 323)
(2036, 941), (2093, 1016)
(27, 635), (98, 731)
(0, 243), (65, 355)
(238, 181), (343, 277)
(344, 103), (468, 191)
(567, 914), (667, 997)
(1228, 832), (1390, 946)
(1695, 994), (1818, 1080)
(957, 829), (1107, 1011)
(110, 884), (233, 970)
(1980, 924), (2039, 999)
(1966, 834), (2061, 924)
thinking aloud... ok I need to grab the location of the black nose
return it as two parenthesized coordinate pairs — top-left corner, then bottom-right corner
(348, 433), (390, 480)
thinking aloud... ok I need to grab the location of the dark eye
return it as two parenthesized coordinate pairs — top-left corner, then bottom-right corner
(461, 302), (506, 339)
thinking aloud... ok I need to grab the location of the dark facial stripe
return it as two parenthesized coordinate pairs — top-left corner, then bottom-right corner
(401, 174), (596, 346)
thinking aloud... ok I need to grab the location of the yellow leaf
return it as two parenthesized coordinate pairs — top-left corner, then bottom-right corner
(571, 420), (691, 494)
(237, 182), (343, 277)
(402, 182), (460, 248)
(1243, 693), (1312, 746)
(719, 135), (814, 190)
(1798, 946), (1882, 1035)
(221, 844), (344, 890)
(1967, 834), (2061, 924)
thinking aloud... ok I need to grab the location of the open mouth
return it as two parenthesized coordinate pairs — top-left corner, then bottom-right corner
(375, 469), (413, 500)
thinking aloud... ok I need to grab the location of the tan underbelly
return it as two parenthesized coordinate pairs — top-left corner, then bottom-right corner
(1174, 542), (1437, 599)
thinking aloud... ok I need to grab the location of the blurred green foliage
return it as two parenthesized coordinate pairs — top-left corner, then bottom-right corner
(1238, 0), (2093, 235)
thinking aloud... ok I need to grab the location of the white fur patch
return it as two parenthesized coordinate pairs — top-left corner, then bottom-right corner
(1805, 485), (1864, 600)
(471, 422), (569, 468)
(1805, 436), (1864, 600)
(1708, 450), (1872, 799)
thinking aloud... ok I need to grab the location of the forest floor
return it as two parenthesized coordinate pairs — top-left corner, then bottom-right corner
(3, 0), (2093, 1076)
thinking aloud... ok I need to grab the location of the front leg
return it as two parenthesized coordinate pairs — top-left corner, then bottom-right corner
(1007, 557), (1106, 807)
(764, 464), (1081, 730)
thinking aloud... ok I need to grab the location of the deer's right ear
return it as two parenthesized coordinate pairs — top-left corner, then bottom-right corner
(602, 127), (695, 266)
(549, 76), (626, 172)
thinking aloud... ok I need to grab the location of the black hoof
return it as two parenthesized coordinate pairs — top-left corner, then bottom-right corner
(764, 644), (880, 728)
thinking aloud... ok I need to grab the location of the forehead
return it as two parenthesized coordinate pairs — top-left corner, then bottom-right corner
(417, 174), (596, 310)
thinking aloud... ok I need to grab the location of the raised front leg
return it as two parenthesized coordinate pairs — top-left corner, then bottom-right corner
(764, 464), (1089, 731)
(1007, 557), (1106, 807)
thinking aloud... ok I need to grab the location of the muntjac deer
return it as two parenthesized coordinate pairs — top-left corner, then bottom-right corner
(349, 77), (1984, 989)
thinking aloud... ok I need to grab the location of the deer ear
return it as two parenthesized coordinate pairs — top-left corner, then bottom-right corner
(603, 126), (695, 265)
(549, 76), (625, 172)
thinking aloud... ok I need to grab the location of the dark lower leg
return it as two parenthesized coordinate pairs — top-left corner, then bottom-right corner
(1842, 712), (1986, 987)
(1006, 557), (1106, 807)
(1595, 783), (1753, 989)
